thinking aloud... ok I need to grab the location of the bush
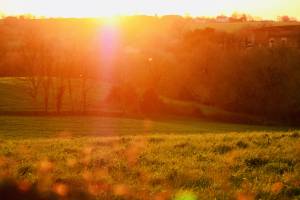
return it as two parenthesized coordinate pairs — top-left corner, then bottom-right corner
(105, 84), (140, 113)
(140, 88), (164, 114)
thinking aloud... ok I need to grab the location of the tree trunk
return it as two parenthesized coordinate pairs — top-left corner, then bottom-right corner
(68, 78), (74, 112)
(56, 78), (65, 113)
(43, 77), (52, 113)
(81, 78), (87, 113)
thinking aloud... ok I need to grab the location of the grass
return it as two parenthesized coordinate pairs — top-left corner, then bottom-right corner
(0, 77), (111, 112)
(0, 77), (282, 125)
(0, 130), (300, 199)
(0, 116), (288, 139)
(0, 77), (235, 116)
(0, 116), (299, 199)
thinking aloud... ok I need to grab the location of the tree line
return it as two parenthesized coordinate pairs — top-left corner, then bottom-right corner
(0, 17), (300, 121)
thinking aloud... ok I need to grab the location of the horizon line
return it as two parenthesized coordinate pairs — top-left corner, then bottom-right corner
(0, 12), (299, 22)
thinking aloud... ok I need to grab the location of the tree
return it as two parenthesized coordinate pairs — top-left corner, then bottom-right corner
(78, 46), (95, 113)
(21, 27), (56, 113)
(278, 15), (297, 22)
(19, 29), (43, 105)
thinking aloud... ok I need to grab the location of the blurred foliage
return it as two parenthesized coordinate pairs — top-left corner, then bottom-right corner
(0, 131), (300, 199)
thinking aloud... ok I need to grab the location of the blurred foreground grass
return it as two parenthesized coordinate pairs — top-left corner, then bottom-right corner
(0, 129), (300, 199)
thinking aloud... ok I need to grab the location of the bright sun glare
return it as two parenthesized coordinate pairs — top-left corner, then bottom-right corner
(1, 0), (300, 19)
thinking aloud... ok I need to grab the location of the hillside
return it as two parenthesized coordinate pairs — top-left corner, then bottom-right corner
(0, 77), (273, 125)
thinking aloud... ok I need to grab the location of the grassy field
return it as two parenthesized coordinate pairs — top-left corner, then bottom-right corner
(0, 77), (300, 199)
(0, 77), (111, 112)
(0, 116), (300, 200)
(0, 116), (288, 139)
(0, 77), (273, 125)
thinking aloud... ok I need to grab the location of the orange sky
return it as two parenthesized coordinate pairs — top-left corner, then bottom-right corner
(1, 0), (300, 19)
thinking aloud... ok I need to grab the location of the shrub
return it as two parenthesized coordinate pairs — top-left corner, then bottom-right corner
(140, 88), (164, 114)
(105, 84), (140, 113)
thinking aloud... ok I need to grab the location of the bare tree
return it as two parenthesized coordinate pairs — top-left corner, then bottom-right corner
(52, 40), (68, 113)
(63, 43), (81, 113)
(79, 58), (92, 113)
(80, 50), (97, 113)
(19, 30), (43, 104)
(55, 77), (66, 113)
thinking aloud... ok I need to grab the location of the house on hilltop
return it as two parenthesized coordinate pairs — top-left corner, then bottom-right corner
(216, 15), (229, 23)
(247, 25), (300, 48)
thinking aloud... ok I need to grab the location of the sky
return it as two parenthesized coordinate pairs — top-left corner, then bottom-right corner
(1, 0), (300, 19)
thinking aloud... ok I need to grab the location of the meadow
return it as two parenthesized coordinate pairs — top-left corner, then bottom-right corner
(0, 115), (300, 200)
(0, 77), (275, 125)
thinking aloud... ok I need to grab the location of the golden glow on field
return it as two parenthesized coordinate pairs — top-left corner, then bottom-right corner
(1, 0), (300, 19)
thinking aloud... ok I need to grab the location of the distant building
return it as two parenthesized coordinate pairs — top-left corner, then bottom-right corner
(248, 25), (300, 48)
(216, 16), (229, 23)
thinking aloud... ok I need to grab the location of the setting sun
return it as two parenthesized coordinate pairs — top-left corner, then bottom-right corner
(1, 0), (300, 19)
(1, 1), (300, 200)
